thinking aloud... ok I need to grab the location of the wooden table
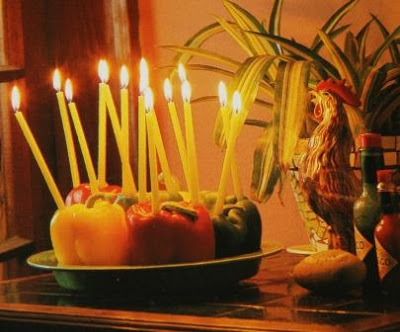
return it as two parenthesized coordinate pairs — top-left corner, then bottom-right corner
(0, 250), (399, 331)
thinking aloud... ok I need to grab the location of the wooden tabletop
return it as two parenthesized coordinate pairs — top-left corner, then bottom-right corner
(0, 250), (399, 331)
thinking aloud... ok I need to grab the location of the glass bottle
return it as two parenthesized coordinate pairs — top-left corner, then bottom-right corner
(374, 169), (400, 296)
(353, 133), (384, 292)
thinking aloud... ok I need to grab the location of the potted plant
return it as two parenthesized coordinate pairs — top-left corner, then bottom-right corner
(165, 0), (400, 251)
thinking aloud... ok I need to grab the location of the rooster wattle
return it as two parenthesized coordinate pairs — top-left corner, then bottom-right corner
(298, 79), (362, 253)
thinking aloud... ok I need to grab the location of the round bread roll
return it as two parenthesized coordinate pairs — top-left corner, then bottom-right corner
(293, 249), (366, 294)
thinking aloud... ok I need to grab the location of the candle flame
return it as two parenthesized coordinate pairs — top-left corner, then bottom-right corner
(218, 81), (227, 107)
(178, 63), (186, 82)
(65, 79), (73, 102)
(11, 86), (20, 111)
(98, 59), (109, 83)
(53, 69), (61, 92)
(144, 87), (154, 113)
(139, 58), (149, 94)
(120, 65), (129, 88)
(164, 78), (172, 102)
(232, 90), (242, 114)
(181, 80), (191, 103)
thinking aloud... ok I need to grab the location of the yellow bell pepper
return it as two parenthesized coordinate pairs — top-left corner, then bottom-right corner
(50, 194), (131, 265)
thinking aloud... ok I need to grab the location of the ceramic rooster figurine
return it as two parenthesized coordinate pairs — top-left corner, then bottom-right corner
(299, 78), (362, 253)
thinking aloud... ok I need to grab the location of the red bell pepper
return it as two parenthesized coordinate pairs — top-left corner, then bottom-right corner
(65, 183), (121, 206)
(126, 202), (215, 265)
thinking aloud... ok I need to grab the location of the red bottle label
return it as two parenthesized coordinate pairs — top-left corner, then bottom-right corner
(375, 236), (399, 281)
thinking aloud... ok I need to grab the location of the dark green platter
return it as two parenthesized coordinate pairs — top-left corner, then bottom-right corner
(27, 242), (281, 294)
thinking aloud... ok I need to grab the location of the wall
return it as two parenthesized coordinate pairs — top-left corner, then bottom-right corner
(140, 0), (399, 247)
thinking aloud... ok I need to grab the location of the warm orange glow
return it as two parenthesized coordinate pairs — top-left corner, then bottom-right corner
(144, 87), (154, 112)
(164, 78), (172, 101)
(98, 59), (109, 83)
(65, 79), (73, 102)
(181, 80), (191, 103)
(120, 65), (129, 88)
(232, 90), (242, 114)
(53, 69), (61, 92)
(139, 58), (149, 94)
(11, 86), (20, 111)
(218, 81), (227, 107)
(178, 63), (186, 82)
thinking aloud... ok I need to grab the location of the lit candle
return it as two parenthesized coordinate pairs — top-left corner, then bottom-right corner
(53, 69), (80, 188)
(218, 82), (243, 200)
(181, 78), (200, 204)
(164, 78), (189, 190)
(120, 65), (137, 195)
(144, 88), (159, 213)
(178, 63), (187, 82)
(144, 87), (176, 194)
(97, 60), (108, 187)
(12, 86), (64, 210)
(214, 91), (242, 215)
(138, 58), (148, 202)
(65, 79), (99, 194)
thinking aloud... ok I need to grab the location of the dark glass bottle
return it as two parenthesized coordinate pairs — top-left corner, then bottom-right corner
(353, 133), (384, 292)
(374, 169), (400, 296)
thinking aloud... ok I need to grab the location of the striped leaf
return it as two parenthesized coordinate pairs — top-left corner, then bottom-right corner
(222, 0), (276, 56)
(250, 128), (282, 203)
(273, 61), (311, 169)
(164, 46), (240, 68)
(247, 31), (339, 79)
(213, 16), (253, 56)
(371, 14), (400, 63)
(356, 20), (372, 69)
(310, 0), (360, 50)
(213, 55), (276, 147)
(318, 30), (360, 94)
(344, 32), (359, 68)
(269, 0), (284, 55)
(171, 22), (224, 68)
(312, 24), (351, 54)
(369, 25), (400, 67)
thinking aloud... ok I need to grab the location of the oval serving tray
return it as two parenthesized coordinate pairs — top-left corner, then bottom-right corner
(27, 242), (282, 293)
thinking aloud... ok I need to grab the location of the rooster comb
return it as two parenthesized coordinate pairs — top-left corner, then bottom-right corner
(316, 78), (361, 107)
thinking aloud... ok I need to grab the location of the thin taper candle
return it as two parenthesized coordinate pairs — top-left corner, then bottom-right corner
(144, 89), (160, 213)
(164, 78), (189, 190)
(138, 58), (148, 202)
(120, 66), (137, 195)
(12, 86), (64, 209)
(182, 80), (200, 204)
(65, 79), (99, 194)
(53, 69), (80, 188)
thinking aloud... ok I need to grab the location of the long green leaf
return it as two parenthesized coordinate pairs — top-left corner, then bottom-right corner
(247, 31), (339, 78)
(274, 61), (311, 169)
(369, 25), (400, 67)
(268, 0), (284, 54)
(223, 0), (275, 55)
(371, 14), (400, 63)
(172, 22), (224, 67)
(213, 16), (253, 56)
(318, 30), (360, 93)
(164, 46), (241, 68)
(250, 128), (281, 203)
(312, 24), (351, 54)
(310, 0), (360, 49)
(356, 20), (372, 71)
(344, 32), (359, 68)
(213, 55), (276, 147)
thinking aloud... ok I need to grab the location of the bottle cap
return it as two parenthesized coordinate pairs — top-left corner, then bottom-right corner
(359, 133), (382, 148)
(377, 169), (394, 183)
